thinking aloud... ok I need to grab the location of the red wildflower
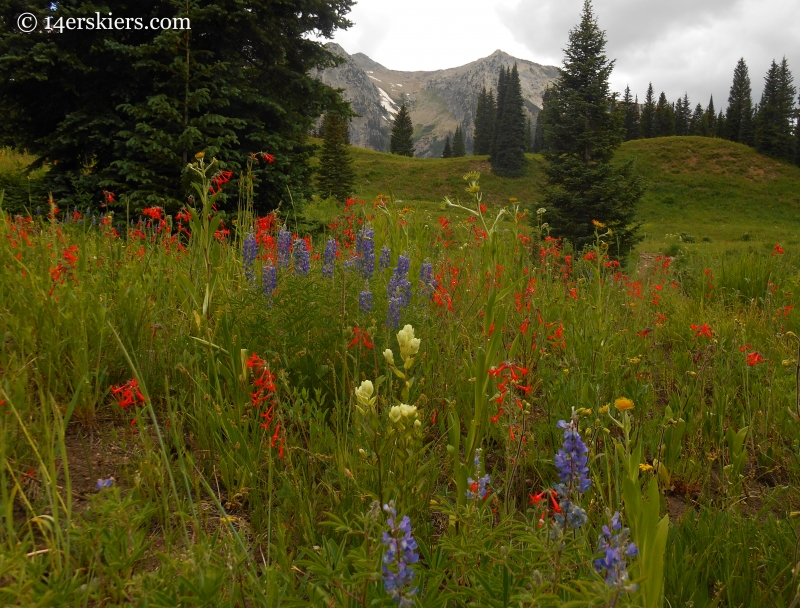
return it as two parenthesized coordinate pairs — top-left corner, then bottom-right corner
(110, 379), (146, 409)
(347, 327), (374, 350)
(691, 324), (713, 339)
(772, 243), (785, 256)
(529, 491), (546, 506)
(746, 351), (765, 366)
(262, 153), (275, 164)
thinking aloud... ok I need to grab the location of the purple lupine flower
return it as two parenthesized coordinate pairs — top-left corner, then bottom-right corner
(387, 296), (402, 329)
(277, 228), (292, 268)
(552, 415), (590, 530)
(355, 225), (375, 279)
(36, 206), (42, 216)
(466, 449), (491, 501)
(293, 239), (309, 275)
(359, 285), (373, 313)
(594, 511), (638, 592)
(419, 261), (436, 300)
(379, 245), (391, 270)
(263, 262), (277, 303)
(387, 254), (412, 328)
(381, 501), (419, 607)
(322, 238), (337, 279)
(95, 477), (113, 490)
(243, 232), (258, 285)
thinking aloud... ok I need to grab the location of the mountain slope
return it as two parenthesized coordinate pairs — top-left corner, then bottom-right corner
(314, 45), (560, 158)
(333, 136), (800, 247)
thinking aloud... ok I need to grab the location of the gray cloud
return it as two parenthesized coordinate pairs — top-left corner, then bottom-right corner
(499, 0), (800, 110)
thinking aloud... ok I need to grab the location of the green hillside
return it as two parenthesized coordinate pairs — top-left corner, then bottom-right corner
(344, 136), (800, 250)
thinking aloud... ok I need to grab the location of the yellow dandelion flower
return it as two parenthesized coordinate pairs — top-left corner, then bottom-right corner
(509, 197), (518, 202)
(592, 219), (605, 228)
(639, 463), (653, 473)
(614, 397), (635, 411)
(599, 405), (609, 414)
(195, 151), (205, 159)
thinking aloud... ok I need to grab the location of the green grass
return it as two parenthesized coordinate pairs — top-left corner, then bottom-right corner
(2, 144), (800, 606)
(342, 136), (800, 251)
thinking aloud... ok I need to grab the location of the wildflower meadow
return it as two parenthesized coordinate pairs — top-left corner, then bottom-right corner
(1, 157), (799, 606)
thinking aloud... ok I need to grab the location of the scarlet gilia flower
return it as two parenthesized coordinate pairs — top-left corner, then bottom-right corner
(110, 379), (146, 409)
(103, 190), (116, 204)
(209, 170), (234, 194)
(583, 251), (597, 262)
(247, 352), (283, 458)
(261, 152), (275, 164)
(691, 323), (713, 339)
(348, 327), (374, 349)
(63, 244), (78, 268)
(746, 351), (765, 366)
(772, 243), (785, 256)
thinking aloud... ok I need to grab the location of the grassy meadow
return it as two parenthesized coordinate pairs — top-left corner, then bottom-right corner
(0, 143), (800, 606)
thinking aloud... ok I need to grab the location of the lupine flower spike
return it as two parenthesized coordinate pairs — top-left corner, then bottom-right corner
(381, 501), (419, 607)
(466, 449), (491, 501)
(595, 511), (639, 596)
(553, 413), (590, 531)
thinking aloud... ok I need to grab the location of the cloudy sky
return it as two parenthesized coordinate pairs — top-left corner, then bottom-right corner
(322, 0), (799, 109)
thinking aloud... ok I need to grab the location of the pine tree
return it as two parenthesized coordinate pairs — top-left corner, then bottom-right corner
(531, 87), (552, 153)
(473, 87), (493, 155)
(0, 0), (354, 211)
(541, 0), (644, 255)
(390, 101), (415, 157)
(525, 117), (533, 152)
(725, 58), (754, 145)
(674, 94), (689, 136)
(715, 111), (726, 138)
(317, 113), (355, 202)
(442, 134), (452, 158)
(654, 92), (675, 136)
(689, 104), (705, 135)
(491, 67), (508, 160)
(755, 58), (797, 162)
(640, 83), (656, 138)
(491, 63), (528, 177)
(706, 96), (717, 136)
(622, 86), (639, 141)
(452, 124), (466, 157)
(796, 92), (800, 167)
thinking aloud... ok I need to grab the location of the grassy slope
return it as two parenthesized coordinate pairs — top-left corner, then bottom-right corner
(345, 136), (800, 250)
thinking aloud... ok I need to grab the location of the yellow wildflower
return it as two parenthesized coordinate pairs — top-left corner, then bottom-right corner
(614, 397), (635, 411)
(592, 219), (605, 228)
(639, 463), (653, 473)
(599, 405), (609, 414)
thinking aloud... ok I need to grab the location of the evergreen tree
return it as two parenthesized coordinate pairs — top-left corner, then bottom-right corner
(390, 101), (415, 156)
(622, 86), (639, 141)
(675, 94), (690, 136)
(473, 87), (492, 155)
(317, 113), (355, 202)
(525, 117), (533, 152)
(706, 96), (717, 136)
(654, 92), (675, 136)
(491, 63), (528, 177)
(442, 134), (452, 158)
(755, 58), (797, 162)
(491, 66), (508, 160)
(452, 124), (466, 157)
(531, 87), (553, 153)
(541, 0), (644, 255)
(0, 0), (354, 211)
(796, 92), (800, 167)
(689, 104), (706, 135)
(640, 83), (656, 138)
(715, 111), (726, 138)
(725, 58), (755, 145)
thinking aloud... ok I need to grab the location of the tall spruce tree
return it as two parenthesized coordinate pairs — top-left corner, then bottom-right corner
(491, 63), (528, 177)
(491, 67), (509, 160)
(452, 124), (466, 157)
(317, 113), (355, 201)
(674, 94), (690, 136)
(541, 0), (644, 255)
(654, 92), (675, 136)
(531, 87), (553, 153)
(0, 0), (354, 211)
(442, 134), (452, 158)
(796, 92), (800, 167)
(473, 88), (492, 155)
(690, 103), (705, 135)
(755, 58), (797, 162)
(706, 96), (717, 136)
(390, 101), (415, 156)
(640, 83), (656, 138)
(725, 58), (755, 145)
(622, 86), (640, 141)
(525, 117), (533, 152)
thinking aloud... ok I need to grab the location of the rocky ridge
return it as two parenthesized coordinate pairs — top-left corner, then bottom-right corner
(313, 44), (560, 158)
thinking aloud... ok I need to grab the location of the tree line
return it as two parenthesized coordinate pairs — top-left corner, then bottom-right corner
(535, 57), (800, 166)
